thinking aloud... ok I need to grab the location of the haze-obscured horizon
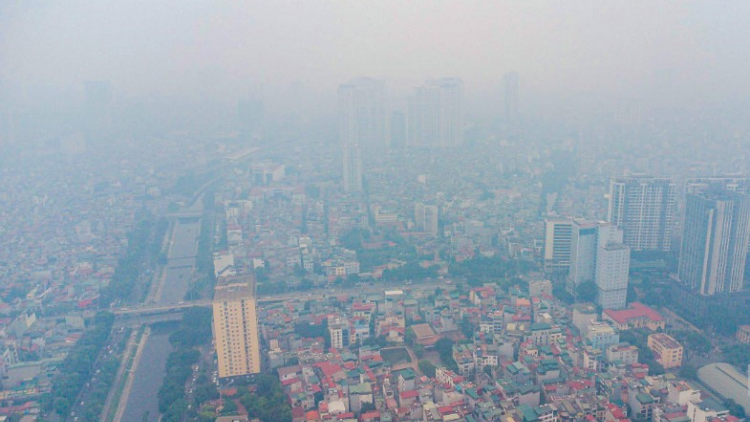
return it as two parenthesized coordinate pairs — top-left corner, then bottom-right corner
(2, 1), (750, 144)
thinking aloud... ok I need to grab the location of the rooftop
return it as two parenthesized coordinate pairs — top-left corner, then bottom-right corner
(604, 303), (664, 325)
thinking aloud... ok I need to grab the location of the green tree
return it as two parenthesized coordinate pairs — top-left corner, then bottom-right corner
(484, 365), (493, 377)
(672, 330), (711, 363)
(359, 403), (376, 414)
(222, 399), (238, 415)
(678, 365), (697, 380)
(726, 399), (746, 419)
(576, 281), (598, 303)
(419, 360), (437, 377)
(435, 338), (458, 372)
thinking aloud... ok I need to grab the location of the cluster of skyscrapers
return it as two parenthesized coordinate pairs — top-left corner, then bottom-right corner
(337, 73), (521, 193)
(545, 175), (750, 310)
(337, 77), (466, 193)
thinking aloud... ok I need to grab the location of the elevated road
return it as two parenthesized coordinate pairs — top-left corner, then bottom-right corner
(113, 278), (450, 322)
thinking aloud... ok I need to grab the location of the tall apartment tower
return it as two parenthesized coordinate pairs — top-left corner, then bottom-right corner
(686, 177), (750, 196)
(595, 224), (630, 310)
(504, 71), (520, 125)
(406, 78), (463, 148)
(415, 202), (439, 237)
(567, 219), (599, 295)
(338, 78), (388, 192)
(608, 176), (676, 252)
(678, 190), (750, 296)
(212, 276), (261, 378)
(543, 219), (573, 273)
(83, 80), (114, 144)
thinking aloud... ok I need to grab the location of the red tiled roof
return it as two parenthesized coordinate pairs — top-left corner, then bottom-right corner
(603, 302), (663, 324)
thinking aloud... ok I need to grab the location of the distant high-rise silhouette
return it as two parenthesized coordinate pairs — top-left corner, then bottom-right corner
(608, 175), (675, 252)
(504, 71), (519, 125)
(406, 78), (463, 148)
(390, 111), (406, 149)
(678, 189), (750, 295)
(338, 78), (388, 192)
(238, 98), (264, 140)
(83, 80), (113, 144)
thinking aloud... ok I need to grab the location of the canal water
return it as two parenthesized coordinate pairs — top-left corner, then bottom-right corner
(118, 216), (202, 422)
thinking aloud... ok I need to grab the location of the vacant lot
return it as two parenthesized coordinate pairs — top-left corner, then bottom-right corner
(381, 347), (412, 366)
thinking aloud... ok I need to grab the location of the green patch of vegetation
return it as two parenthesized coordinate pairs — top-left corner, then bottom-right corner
(435, 338), (458, 372)
(186, 192), (217, 301)
(158, 307), (215, 422)
(101, 213), (168, 306)
(237, 375), (292, 422)
(721, 344), (750, 371)
(381, 347), (412, 366)
(419, 359), (437, 377)
(42, 311), (115, 418)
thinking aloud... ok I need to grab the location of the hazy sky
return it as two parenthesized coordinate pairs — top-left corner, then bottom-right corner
(2, 1), (750, 110)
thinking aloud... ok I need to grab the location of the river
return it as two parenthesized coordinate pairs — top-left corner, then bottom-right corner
(117, 215), (202, 422)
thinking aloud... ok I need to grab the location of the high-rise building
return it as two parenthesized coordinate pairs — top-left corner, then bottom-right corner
(686, 177), (750, 250)
(504, 71), (519, 125)
(212, 276), (261, 378)
(328, 316), (351, 350)
(238, 97), (264, 140)
(414, 202), (439, 237)
(678, 190), (750, 296)
(567, 220), (631, 309)
(686, 177), (750, 196)
(342, 143), (363, 193)
(83, 80), (113, 144)
(543, 219), (573, 273)
(406, 78), (463, 148)
(390, 111), (406, 149)
(595, 224), (630, 310)
(567, 219), (599, 294)
(608, 176), (676, 252)
(338, 78), (388, 192)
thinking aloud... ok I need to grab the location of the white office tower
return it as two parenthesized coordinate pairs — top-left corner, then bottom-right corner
(566, 220), (599, 295)
(406, 78), (464, 148)
(338, 78), (388, 192)
(678, 190), (750, 295)
(544, 219), (573, 273)
(595, 224), (630, 310)
(608, 176), (675, 252)
(415, 202), (439, 237)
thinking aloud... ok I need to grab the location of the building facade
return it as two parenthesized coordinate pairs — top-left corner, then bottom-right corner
(543, 219), (573, 274)
(608, 176), (675, 252)
(406, 78), (463, 148)
(566, 219), (598, 295)
(647, 333), (683, 369)
(414, 202), (439, 237)
(338, 78), (388, 192)
(212, 276), (261, 378)
(595, 224), (630, 310)
(678, 190), (750, 295)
